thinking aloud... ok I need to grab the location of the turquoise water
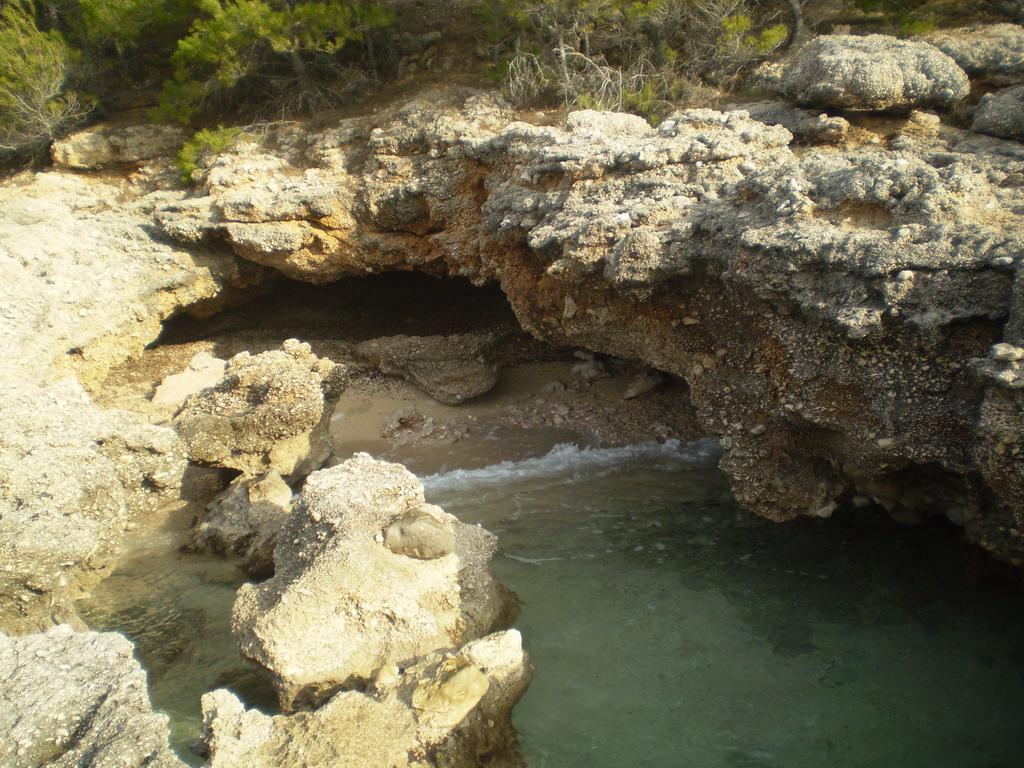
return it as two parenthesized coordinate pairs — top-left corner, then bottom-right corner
(80, 439), (1024, 766)
(425, 441), (1024, 768)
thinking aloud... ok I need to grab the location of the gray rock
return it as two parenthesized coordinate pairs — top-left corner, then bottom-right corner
(925, 24), (1024, 86)
(0, 380), (188, 634)
(231, 454), (517, 708)
(174, 339), (342, 478)
(385, 509), (457, 559)
(51, 124), (186, 170)
(201, 629), (530, 768)
(191, 470), (294, 576)
(782, 35), (969, 111)
(355, 333), (502, 405)
(972, 86), (1024, 141)
(727, 100), (851, 144)
(0, 625), (184, 768)
(152, 351), (227, 415)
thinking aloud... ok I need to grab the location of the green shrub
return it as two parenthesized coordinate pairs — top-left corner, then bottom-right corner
(176, 124), (244, 182)
(155, 0), (393, 124)
(0, 0), (88, 160)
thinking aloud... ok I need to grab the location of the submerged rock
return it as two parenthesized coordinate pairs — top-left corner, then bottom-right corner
(191, 470), (294, 576)
(201, 630), (530, 768)
(232, 454), (517, 708)
(782, 35), (969, 111)
(0, 625), (183, 768)
(174, 340), (344, 478)
(972, 86), (1024, 141)
(355, 333), (503, 405)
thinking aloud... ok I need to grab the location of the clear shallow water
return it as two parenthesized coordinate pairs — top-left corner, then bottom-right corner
(425, 441), (1024, 768)
(80, 439), (1024, 767)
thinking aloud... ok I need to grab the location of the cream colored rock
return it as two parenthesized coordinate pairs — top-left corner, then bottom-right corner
(51, 124), (186, 170)
(0, 625), (184, 768)
(173, 340), (343, 478)
(231, 454), (517, 708)
(201, 630), (530, 768)
(190, 470), (293, 576)
(152, 351), (227, 413)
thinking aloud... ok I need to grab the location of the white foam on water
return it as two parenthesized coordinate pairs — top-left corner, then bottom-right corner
(421, 438), (719, 496)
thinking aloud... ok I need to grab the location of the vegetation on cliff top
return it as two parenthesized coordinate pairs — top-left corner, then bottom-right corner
(0, 0), (1016, 164)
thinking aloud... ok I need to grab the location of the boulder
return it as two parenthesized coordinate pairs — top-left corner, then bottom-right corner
(782, 34), (969, 111)
(925, 24), (1024, 86)
(231, 454), (517, 708)
(51, 124), (186, 170)
(355, 333), (502, 405)
(0, 625), (184, 768)
(173, 339), (344, 477)
(972, 86), (1024, 141)
(201, 630), (530, 768)
(190, 470), (294, 576)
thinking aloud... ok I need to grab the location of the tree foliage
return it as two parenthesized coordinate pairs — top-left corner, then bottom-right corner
(0, 0), (88, 159)
(156, 0), (393, 123)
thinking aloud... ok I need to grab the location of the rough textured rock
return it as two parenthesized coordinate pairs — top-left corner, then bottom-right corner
(0, 169), (259, 632)
(782, 35), (969, 111)
(0, 380), (189, 634)
(174, 339), (343, 477)
(201, 630), (530, 768)
(190, 470), (293, 576)
(925, 24), (1024, 86)
(152, 351), (228, 415)
(52, 124), (186, 170)
(151, 87), (1024, 566)
(355, 332), (502, 404)
(232, 454), (516, 708)
(972, 85), (1024, 141)
(0, 625), (184, 768)
(726, 100), (852, 144)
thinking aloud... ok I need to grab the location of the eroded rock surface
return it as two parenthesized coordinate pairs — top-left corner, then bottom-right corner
(190, 469), (294, 576)
(51, 124), (186, 170)
(781, 35), (969, 111)
(925, 24), (1024, 86)
(0, 625), (183, 768)
(972, 85), (1024, 141)
(174, 339), (344, 477)
(355, 332), (503, 404)
(201, 630), (530, 768)
(232, 454), (517, 707)
(152, 88), (1024, 565)
(0, 169), (259, 632)
(0, 380), (189, 633)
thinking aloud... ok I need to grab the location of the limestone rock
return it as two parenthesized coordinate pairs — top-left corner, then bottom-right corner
(231, 454), (516, 708)
(972, 86), (1024, 141)
(356, 333), (502, 405)
(152, 351), (228, 414)
(925, 24), (1024, 86)
(729, 100), (851, 144)
(190, 470), (294, 576)
(385, 509), (457, 560)
(200, 630), (530, 768)
(782, 35), (969, 111)
(0, 380), (188, 634)
(0, 625), (184, 768)
(173, 339), (343, 477)
(52, 124), (186, 170)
